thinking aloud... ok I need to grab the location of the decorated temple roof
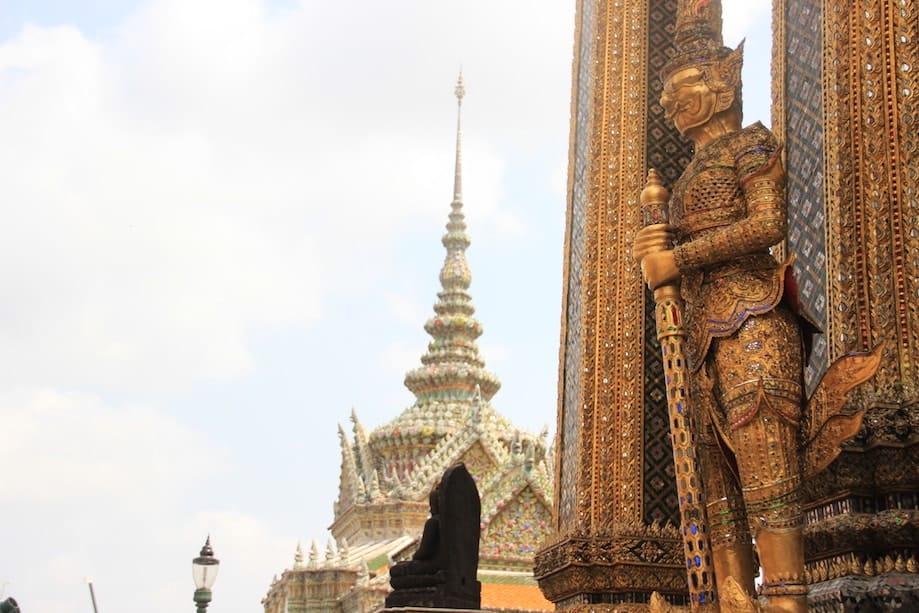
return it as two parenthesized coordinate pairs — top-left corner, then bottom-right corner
(294, 77), (557, 613)
(369, 72), (506, 466)
(335, 72), (551, 496)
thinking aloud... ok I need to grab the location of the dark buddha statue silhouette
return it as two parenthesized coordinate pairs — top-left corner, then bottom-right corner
(386, 463), (481, 609)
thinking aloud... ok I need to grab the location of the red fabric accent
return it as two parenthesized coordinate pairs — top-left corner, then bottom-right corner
(783, 266), (802, 313)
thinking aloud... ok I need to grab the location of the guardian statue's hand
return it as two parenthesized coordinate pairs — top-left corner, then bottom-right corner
(633, 223), (676, 262)
(640, 249), (680, 290)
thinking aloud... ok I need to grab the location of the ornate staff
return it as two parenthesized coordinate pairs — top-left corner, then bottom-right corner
(638, 169), (718, 611)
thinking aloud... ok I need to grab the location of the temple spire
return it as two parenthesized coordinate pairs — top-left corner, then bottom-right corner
(453, 70), (465, 202)
(366, 76), (509, 492)
(402, 76), (501, 403)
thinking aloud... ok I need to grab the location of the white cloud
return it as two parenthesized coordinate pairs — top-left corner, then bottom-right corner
(551, 158), (569, 199)
(0, 0), (575, 611)
(723, 0), (772, 46)
(1, 506), (296, 613)
(189, 509), (298, 606)
(0, 22), (324, 389)
(0, 389), (224, 503)
(384, 292), (426, 326)
(379, 340), (423, 379)
(0, 0), (568, 392)
(478, 340), (511, 365)
(462, 138), (525, 236)
(0, 389), (237, 613)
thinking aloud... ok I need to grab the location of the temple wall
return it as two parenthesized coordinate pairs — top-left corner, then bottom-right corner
(537, 0), (692, 606)
(774, 0), (919, 602)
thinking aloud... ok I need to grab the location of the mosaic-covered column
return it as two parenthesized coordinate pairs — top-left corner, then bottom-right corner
(534, 0), (695, 607)
(774, 0), (919, 607)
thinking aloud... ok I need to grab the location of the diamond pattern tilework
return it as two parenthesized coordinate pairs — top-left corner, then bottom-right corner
(647, 0), (693, 186)
(559, 0), (595, 529)
(785, 0), (829, 393)
(642, 0), (688, 527)
(643, 285), (678, 524)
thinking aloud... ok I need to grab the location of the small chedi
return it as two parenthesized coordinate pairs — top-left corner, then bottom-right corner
(387, 464), (482, 609)
(262, 75), (554, 613)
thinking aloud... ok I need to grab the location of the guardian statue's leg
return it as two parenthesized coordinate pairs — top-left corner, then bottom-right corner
(696, 388), (757, 598)
(709, 308), (808, 613)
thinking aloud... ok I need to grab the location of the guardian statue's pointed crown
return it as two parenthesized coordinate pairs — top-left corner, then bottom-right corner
(662, 0), (743, 99)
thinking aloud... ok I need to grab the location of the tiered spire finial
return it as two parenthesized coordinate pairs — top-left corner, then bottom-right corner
(453, 70), (465, 202)
(366, 75), (509, 501)
(403, 73), (501, 402)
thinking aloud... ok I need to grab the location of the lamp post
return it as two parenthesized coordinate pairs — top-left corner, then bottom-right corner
(192, 536), (219, 612)
(86, 578), (99, 613)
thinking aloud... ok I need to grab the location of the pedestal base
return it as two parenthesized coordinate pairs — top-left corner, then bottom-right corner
(808, 573), (919, 612)
(382, 607), (485, 613)
(384, 581), (481, 610)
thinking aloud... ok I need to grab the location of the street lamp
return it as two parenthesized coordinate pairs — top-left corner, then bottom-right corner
(192, 536), (219, 612)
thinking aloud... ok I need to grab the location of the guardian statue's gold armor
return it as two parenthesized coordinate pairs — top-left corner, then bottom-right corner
(635, 1), (881, 611)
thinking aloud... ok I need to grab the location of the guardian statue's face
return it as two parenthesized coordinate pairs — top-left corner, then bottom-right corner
(660, 66), (718, 136)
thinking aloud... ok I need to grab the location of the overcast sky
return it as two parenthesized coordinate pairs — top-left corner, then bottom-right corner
(0, 1), (771, 611)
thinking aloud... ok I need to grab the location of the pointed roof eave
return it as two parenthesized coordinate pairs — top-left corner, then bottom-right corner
(480, 479), (553, 527)
(400, 424), (504, 501)
(293, 541), (304, 569)
(335, 423), (365, 515)
(350, 408), (375, 484)
(522, 469), (554, 507)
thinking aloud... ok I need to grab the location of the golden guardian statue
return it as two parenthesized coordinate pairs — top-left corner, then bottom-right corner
(634, 1), (882, 611)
